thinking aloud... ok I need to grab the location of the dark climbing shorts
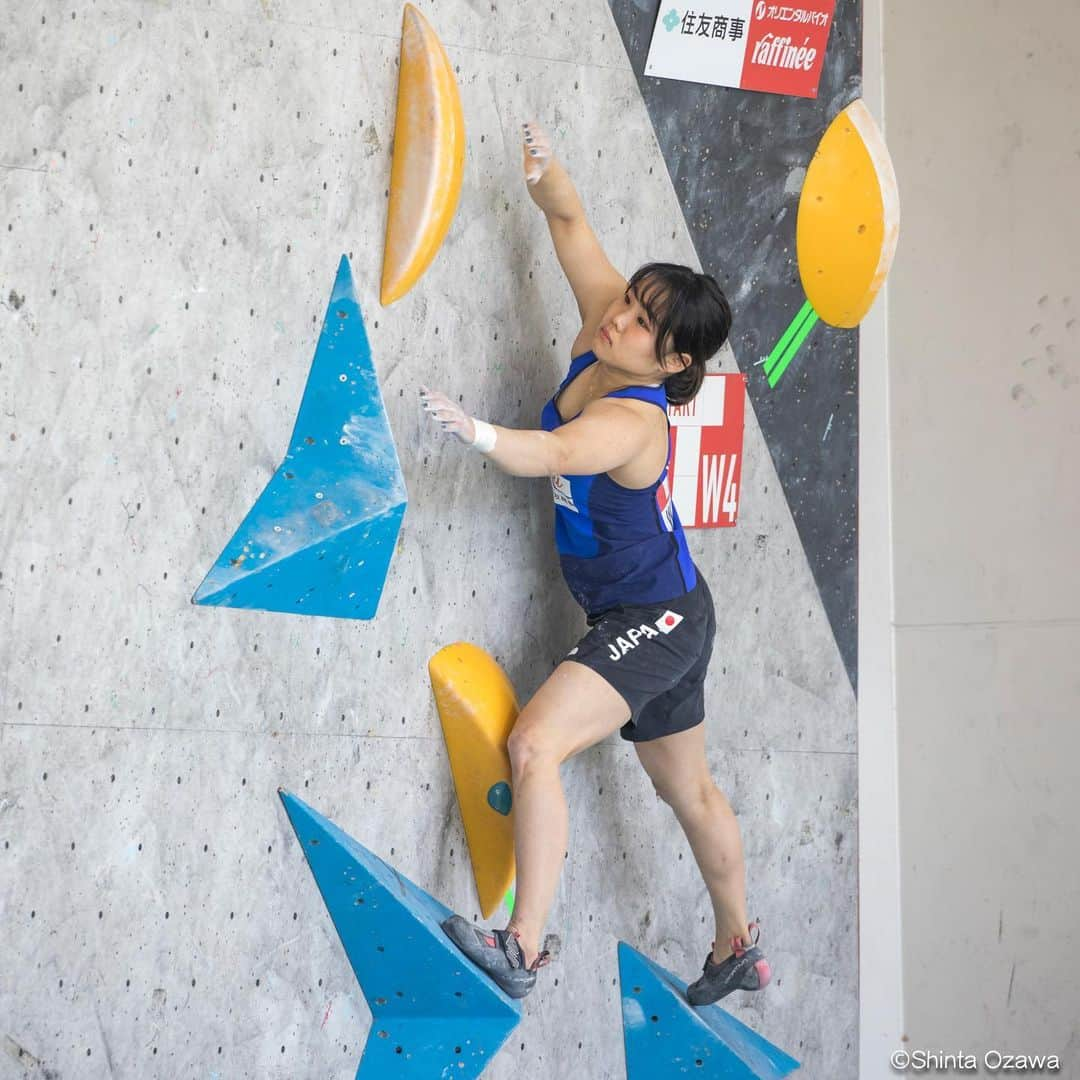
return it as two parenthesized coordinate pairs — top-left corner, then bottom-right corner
(565, 575), (716, 743)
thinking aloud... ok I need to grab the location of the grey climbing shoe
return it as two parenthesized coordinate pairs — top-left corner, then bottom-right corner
(441, 915), (550, 1000)
(686, 920), (772, 1007)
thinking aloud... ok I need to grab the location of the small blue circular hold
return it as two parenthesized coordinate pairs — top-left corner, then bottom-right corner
(487, 782), (512, 816)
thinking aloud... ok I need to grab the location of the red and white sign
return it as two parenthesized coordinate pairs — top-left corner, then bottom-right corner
(659, 373), (747, 529)
(644, 1), (836, 100)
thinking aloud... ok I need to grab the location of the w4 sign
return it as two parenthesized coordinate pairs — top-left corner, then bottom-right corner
(661, 373), (747, 529)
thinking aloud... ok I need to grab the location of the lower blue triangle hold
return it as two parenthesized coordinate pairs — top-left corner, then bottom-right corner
(279, 790), (520, 1079)
(618, 942), (800, 1079)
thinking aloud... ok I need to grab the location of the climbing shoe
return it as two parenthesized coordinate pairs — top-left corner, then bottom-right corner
(441, 915), (550, 1000)
(685, 920), (772, 1006)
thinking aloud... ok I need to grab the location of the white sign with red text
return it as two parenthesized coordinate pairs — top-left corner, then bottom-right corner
(645, 1), (836, 100)
(660, 373), (747, 529)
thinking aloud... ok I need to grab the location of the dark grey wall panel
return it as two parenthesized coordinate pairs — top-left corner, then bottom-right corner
(609, 0), (863, 689)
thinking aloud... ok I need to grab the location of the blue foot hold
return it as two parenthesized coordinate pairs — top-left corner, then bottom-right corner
(193, 255), (407, 619)
(618, 942), (800, 1079)
(279, 790), (520, 1079)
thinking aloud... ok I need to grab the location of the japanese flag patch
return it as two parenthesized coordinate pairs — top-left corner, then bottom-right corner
(655, 610), (684, 634)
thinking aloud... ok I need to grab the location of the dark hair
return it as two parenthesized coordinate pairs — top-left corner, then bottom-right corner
(626, 262), (733, 406)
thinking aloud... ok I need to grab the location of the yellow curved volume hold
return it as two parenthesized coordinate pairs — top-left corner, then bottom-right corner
(428, 642), (517, 920)
(380, 4), (465, 306)
(796, 99), (900, 328)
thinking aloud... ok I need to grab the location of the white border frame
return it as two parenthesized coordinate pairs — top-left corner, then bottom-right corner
(858, 0), (905, 1074)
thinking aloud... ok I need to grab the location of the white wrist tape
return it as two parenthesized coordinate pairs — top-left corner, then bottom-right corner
(470, 419), (497, 454)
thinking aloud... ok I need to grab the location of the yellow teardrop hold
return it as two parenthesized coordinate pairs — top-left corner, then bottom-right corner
(796, 99), (900, 328)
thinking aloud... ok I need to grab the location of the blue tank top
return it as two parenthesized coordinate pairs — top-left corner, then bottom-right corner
(540, 350), (697, 615)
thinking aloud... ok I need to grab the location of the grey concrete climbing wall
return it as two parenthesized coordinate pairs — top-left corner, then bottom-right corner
(1, 2), (857, 1077)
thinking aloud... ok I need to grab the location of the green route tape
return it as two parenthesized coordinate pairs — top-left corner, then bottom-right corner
(765, 300), (819, 388)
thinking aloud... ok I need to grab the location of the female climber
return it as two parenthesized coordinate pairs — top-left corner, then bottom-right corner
(420, 120), (770, 1006)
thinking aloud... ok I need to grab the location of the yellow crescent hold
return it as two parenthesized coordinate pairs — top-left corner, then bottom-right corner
(797, 99), (900, 329)
(428, 642), (517, 920)
(380, 4), (466, 306)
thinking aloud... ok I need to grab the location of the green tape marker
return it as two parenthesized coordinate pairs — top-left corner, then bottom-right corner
(764, 300), (815, 378)
(768, 308), (819, 388)
(504, 886), (515, 912)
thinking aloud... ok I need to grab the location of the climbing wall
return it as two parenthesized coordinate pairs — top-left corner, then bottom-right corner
(0, 1), (857, 1077)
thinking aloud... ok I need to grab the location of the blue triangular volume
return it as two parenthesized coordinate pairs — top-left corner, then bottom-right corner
(618, 942), (800, 1079)
(279, 790), (520, 1080)
(193, 256), (407, 620)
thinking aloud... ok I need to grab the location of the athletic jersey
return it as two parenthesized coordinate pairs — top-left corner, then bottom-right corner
(539, 350), (697, 615)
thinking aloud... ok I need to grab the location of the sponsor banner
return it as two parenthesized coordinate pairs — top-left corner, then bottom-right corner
(659, 373), (746, 529)
(645, 1), (836, 99)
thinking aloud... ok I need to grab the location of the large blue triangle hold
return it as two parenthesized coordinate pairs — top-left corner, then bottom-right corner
(193, 256), (407, 619)
(279, 790), (520, 1079)
(619, 942), (800, 1079)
